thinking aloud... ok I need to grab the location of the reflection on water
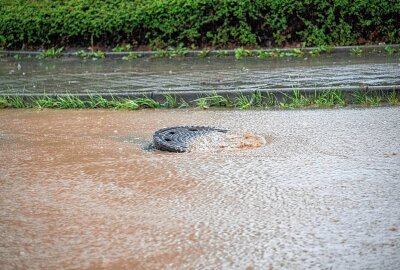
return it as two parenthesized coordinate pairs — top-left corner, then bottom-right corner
(0, 53), (399, 95)
(0, 108), (400, 269)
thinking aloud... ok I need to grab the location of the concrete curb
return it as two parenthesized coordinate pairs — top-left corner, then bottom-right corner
(1, 44), (399, 58)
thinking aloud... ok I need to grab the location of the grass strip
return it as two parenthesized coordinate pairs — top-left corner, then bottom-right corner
(0, 90), (399, 110)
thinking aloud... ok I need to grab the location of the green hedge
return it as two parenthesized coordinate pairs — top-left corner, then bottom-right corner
(1, 0), (399, 49)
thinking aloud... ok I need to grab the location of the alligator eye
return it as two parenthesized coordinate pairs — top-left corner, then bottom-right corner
(164, 138), (172, 141)
(169, 131), (175, 134)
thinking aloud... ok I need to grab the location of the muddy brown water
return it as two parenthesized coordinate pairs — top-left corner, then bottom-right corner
(1, 108), (400, 269)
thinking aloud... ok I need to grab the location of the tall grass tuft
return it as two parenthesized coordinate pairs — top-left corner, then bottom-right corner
(387, 90), (399, 105)
(0, 96), (10, 108)
(113, 99), (139, 110)
(280, 89), (311, 108)
(234, 91), (264, 109)
(7, 96), (27, 108)
(234, 94), (252, 109)
(353, 91), (382, 106)
(162, 94), (178, 108)
(251, 91), (264, 107)
(33, 96), (57, 109)
(37, 47), (64, 59)
(314, 89), (345, 107)
(195, 93), (232, 109)
(134, 97), (160, 108)
(87, 96), (111, 108)
(264, 91), (278, 107)
(54, 95), (86, 109)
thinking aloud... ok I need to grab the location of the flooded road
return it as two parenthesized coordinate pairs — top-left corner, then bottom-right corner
(1, 107), (400, 269)
(1, 53), (399, 96)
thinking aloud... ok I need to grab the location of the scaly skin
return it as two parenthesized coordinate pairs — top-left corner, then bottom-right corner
(153, 126), (228, 152)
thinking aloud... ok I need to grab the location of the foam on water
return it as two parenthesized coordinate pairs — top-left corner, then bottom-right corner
(189, 131), (269, 152)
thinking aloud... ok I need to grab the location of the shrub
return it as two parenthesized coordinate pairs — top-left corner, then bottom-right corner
(0, 0), (399, 49)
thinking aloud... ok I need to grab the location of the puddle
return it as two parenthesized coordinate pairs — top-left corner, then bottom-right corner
(0, 108), (399, 269)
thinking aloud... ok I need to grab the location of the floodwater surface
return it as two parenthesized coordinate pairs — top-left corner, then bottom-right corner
(1, 53), (399, 95)
(0, 108), (400, 269)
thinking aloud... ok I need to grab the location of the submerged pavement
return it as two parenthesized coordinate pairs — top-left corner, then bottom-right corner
(0, 52), (399, 97)
(0, 107), (399, 269)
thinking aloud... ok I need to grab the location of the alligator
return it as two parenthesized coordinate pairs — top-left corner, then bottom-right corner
(153, 126), (228, 152)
